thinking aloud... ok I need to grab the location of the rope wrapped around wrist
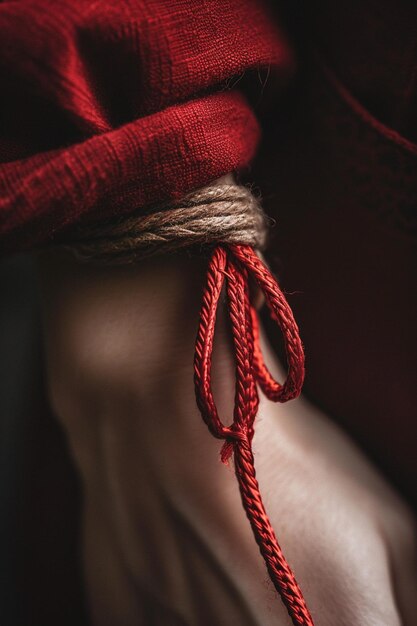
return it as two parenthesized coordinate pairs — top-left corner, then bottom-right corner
(64, 176), (314, 626)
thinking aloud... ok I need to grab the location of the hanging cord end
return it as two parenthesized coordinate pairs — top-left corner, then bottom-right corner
(194, 239), (312, 626)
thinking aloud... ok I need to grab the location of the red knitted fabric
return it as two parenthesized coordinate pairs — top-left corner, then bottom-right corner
(0, 0), (291, 254)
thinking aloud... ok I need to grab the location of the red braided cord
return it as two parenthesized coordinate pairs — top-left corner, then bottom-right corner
(194, 244), (314, 626)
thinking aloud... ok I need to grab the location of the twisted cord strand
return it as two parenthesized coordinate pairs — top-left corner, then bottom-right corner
(230, 243), (305, 401)
(194, 244), (313, 626)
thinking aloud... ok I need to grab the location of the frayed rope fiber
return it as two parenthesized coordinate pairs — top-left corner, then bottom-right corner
(64, 177), (314, 626)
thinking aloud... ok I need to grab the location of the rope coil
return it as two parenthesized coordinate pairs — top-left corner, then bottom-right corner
(62, 178), (268, 263)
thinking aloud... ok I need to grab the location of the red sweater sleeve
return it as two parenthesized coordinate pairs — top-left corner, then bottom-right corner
(0, 0), (292, 254)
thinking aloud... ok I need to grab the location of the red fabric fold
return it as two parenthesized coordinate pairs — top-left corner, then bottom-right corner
(1, 92), (260, 252)
(0, 0), (292, 254)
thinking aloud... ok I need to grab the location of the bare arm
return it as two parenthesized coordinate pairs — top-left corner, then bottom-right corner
(37, 249), (417, 626)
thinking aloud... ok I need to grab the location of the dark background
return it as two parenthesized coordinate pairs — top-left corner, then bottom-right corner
(0, 254), (87, 626)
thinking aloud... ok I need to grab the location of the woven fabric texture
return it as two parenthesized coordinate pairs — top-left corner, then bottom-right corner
(0, 0), (291, 254)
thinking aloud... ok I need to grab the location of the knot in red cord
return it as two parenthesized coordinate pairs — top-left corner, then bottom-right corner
(194, 244), (314, 626)
(220, 424), (250, 464)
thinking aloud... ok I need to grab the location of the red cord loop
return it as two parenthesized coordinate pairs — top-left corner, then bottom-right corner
(194, 243), (314, 626)
(230, 243), (305, 402)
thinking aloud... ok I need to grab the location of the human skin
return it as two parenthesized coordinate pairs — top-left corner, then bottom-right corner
(37, 249), (417, 626)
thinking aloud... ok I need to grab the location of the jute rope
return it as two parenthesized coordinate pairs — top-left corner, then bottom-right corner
(62, 176), (268, 264)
